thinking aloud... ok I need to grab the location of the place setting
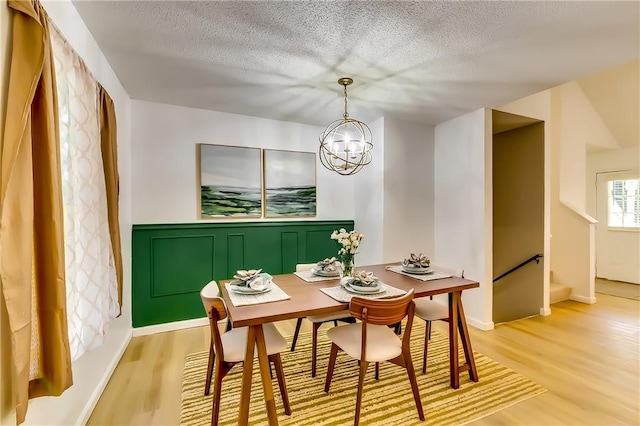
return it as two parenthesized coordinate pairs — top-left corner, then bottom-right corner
(386, 253), (453, 281)
(293, 257), (343, 282)
(225, 269), (291, 306)
(320, 270), (406, 303)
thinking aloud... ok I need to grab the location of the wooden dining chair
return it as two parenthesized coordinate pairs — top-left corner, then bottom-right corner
(291, 263), (353, 377)
(200, 281), (291, 425)
(324, 289), (424, 426)
(413, 265), (464, 374)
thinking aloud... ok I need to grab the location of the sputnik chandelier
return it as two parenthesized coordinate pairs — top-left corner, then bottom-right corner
(319, 77), (373, 175)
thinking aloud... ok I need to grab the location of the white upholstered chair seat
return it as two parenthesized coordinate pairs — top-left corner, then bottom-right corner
(414, 299), (449, 321)
(326, 323), (402, 362)
(221, 323), (288, 362)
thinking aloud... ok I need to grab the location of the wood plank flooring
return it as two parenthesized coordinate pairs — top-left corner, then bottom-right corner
(87, 294), (639, 425)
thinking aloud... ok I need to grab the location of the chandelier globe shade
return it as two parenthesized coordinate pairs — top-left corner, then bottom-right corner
(319, 77), (373, 176)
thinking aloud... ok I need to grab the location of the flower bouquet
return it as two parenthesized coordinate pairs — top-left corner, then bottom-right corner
(330, 228), (364, 277)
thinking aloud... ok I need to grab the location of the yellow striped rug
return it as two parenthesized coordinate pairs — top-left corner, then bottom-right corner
(181, 323), (545, 425)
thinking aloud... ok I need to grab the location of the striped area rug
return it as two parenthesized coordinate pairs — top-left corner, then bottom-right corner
(181, 322), (545, 425)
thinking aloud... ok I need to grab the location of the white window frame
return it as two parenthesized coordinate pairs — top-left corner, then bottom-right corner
(605, 171), (640, 232)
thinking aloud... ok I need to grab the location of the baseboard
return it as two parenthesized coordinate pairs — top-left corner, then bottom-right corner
(539, 307), (551, 316)
(132, 317), (209, 337)
(569, 294), (597, 304)
(466, 316), (495, 331)
(24, 325), (132, 426)
(77, 330), (131, 425)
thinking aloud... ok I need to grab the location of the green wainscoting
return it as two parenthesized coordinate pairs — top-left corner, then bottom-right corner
(132, 220), (353, 327)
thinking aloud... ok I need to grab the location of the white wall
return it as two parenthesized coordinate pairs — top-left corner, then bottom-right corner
(131, 100), (355, 224)
(24, 1), (133, 425)
(382, 117), (435, 263)
(351, 117), (385, 266)
(434, 108), (493, 330)
(586, 147), (640, 217)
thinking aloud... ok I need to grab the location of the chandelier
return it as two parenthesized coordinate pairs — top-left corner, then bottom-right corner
(319, 77), (373, 175)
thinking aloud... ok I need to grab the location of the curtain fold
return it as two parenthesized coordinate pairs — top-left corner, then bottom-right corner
(50, 23), (118, 361)
(1, 0), (72, 423)
(98, 88), (123, 313)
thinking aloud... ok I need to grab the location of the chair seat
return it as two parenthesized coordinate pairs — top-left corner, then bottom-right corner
(221, 323), (288, 362)
(327, 323), (402, 362)
(414, 299), (449, 321)
(307, 309), (351, 323)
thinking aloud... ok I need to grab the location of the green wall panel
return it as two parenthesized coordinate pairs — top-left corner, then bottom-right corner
(151, 235), (215, 297)
(132, 220), (353, 327)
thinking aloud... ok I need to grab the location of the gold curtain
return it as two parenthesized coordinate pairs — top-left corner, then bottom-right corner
(98, 87), (123, 312)
(1, 0), (72, 423)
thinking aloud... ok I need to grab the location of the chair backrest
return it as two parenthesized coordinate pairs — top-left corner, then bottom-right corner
(296, 263), (317, 272)
(349, 288), (415, 326)
(200, 280), (227, 321)
(349, 289), (416, 361)
(431, 264), (464, 278)
(200, 281), (228, 358)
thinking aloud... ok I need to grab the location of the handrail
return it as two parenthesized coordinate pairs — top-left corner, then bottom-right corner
(493, 254), (543, 283)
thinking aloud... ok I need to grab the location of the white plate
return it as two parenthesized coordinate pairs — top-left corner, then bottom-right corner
(344, 283), (385, 295)
(229, 284), (272, 295)
(401, 266), (433, 275)
(312, 267), (340, 277)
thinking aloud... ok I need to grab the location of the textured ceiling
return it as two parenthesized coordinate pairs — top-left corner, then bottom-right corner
(72, 1), (639, 126)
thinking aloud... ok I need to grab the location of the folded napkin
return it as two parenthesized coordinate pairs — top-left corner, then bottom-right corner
(230, 269), (273, 290)
(316, 257), (340, 273)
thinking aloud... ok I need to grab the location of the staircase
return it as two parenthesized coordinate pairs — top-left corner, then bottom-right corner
(550, 271), (572, 304)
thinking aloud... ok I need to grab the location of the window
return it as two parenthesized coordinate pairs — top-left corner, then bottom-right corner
(607, 178), (640, 229)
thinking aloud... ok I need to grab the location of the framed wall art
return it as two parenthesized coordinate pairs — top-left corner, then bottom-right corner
(263, 149), (316, 217)
(198, 144), (262, 218)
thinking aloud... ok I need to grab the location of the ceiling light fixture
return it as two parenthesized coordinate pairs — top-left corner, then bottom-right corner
(319, 77), (372, 175)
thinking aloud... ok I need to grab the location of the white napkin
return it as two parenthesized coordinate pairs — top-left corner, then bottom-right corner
(249, 275), (271, 291)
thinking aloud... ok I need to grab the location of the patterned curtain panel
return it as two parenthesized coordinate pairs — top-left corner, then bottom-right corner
(50, 25), (119, 361)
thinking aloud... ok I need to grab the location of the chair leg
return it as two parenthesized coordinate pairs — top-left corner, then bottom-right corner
(204, 342), (215, 396)
(312, 322), (321, 377)
(354, 360), (369, 426)
(333, 320), (338, 327)
(271, 354), (291, 415)
(375, 362), (379, 380)
(291, 318), (303, 351)
(211, 361), (230, 426)
(404, 351), (425, 421)
(422, 321), (431, 374)
(324, 343), (339, 392)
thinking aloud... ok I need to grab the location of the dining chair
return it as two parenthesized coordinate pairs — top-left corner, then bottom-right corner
(414, 265), (464, 374)
(200, 281), (291, 425)
(291, 263), (353, 377)
(324, 289), (424, 426)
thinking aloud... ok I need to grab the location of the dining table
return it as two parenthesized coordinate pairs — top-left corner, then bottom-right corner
(221, 263), (480, 426)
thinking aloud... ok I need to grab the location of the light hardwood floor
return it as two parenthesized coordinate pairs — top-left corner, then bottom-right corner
(87, 294), (639, 425)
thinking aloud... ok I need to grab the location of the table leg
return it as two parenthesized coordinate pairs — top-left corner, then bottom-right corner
(455, 292), (479, 382)
(255, 325), (279, 425)
(448, 292), (460, 389)
(238, 325), (256, 426)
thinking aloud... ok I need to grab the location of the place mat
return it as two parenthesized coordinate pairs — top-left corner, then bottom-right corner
(386, 265), (453, 281)
(319, 282), (406, 303)
(294, 270), (341, 283)
(180, 322), (547, 426)
(224, 281), (290, 306)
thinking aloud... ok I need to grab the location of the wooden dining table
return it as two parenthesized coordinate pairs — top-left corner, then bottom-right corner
(221, 263), (480, 426)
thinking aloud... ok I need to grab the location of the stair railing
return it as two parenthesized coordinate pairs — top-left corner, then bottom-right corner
(493, 254), (543, 284)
